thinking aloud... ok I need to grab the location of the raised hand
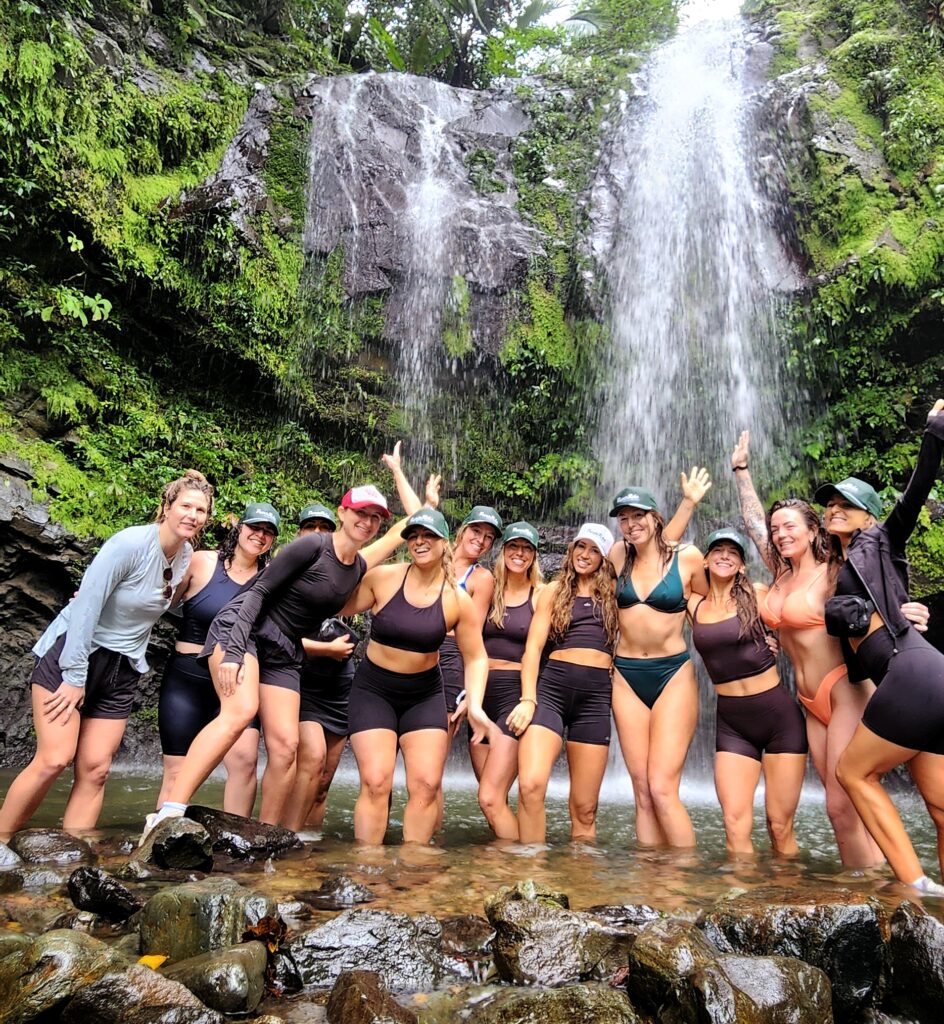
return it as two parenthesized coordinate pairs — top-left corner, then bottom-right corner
(731, 430), (750, 470)
(680, 466), (712, 505)
(380, 440), (403, 474)
(425, 473), (442, 508)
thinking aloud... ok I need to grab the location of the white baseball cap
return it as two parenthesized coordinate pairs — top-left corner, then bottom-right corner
(573, 522), (614, 557)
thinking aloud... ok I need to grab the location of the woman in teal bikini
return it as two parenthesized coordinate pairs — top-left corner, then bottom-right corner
(609, 473), (710, 848)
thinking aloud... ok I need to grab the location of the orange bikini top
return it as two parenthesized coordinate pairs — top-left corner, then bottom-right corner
(760, 566), (828, 631)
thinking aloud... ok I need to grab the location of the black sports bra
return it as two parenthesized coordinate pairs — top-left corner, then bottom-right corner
(483, 589), (534, 662)
(550, 597), (612, 655)
(370, 567), (448, 654)
(690, 600), (775, 685)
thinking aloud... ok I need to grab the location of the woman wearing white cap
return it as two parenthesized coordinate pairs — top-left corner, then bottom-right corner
(512, 524), (618, 844)
(144, 445), (433, 833)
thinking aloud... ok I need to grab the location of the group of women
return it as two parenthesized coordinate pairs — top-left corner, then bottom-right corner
(3, 403), (944, 898)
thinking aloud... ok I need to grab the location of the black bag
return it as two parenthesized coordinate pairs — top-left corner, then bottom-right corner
(825, 595), (875, 637)
(318, 617), (361, 645)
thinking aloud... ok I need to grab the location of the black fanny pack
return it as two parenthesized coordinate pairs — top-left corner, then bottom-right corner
(825, 595), (875, 637)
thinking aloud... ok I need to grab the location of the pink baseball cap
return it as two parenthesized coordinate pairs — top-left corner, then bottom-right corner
(340, 484), (391, 518)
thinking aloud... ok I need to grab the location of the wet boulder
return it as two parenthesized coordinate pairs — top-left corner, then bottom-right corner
(14, 865), (68, 889)
(59, 963), (225, 1023)
(0, 928), (128, 1022)
(700, 886), (886, 1020)
(139, 878), (278, 963)
(296, 873), (375, 909)
(587, 903), (663, 930)
(0, 842), (22, 868)
(287, 908), (444, 991)
(163, 940), (268, 1015)
(184, 805), (301, 860)
(115, 859), (203, 883)
(485, 880), (633, 986)
(326, 970), (418, 1024)
(626, 917), (718, 1012)
(467, 982), (644, 1023)
(885, 899), (944, 1021)
(134, 817), (214, 872)
(68, 866), (142, 922)
(440, 914), (495, 982)
(8, 828), (92, 865)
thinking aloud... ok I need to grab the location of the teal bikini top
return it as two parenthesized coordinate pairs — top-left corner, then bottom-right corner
(617, 548), (687, 613)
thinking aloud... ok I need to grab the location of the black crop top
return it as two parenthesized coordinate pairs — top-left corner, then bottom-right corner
(178, 557), (254, 646)
(550, 596), (612, 655)
(370, 567), (448, 654)
(221, 534), (366, 665)
(483, 589), (534, 662)
(690, 601), (775, 685)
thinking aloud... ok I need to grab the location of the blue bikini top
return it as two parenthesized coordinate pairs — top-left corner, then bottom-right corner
(617, 548), (687, 614)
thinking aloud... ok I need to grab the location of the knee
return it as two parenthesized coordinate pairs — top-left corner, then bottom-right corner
(570, 796), (598, 829)
(75, 758), (113, 788)
(34, 752), (72, 778)
(833, 754), (859, 796)
(766, 813), (794, 844)
(360, 772), (393, 802)
(478, 783), (505, 818)
(265, 734), (299, 764)
(723, 806), (752, 833)
(408, 775), (441, 805)
(647, 773), (678, 809)
(629, 773), (655, 809)
(296, 747), (326, 778)
(517, 773), (548, 808)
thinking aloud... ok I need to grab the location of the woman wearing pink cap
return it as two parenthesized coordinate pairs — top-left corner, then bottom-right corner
(144, 446), (434, 833)
(512, 524), (618, 844)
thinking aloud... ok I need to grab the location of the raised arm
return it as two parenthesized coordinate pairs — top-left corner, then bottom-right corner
(664, 466), (712, 543)
(362, 458), (443, 570)
(732, 431), (775, 574)
(506, 583), (555, 737)
(885, 400), (944, 550)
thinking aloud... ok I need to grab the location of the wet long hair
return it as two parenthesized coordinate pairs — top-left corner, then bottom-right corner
(766, 497), (838, 581)
(156, 470), (214, 544)
(617, 508), (674, 592)
(703, 557), (765, 642)
(549, 542), (618, 649)
(489, 544), (544, 629)
(216, 522), (272, 572)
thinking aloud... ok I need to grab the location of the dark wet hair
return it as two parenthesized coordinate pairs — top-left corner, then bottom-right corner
(216, 522), (271, 572)
(766, 497), (838, 580)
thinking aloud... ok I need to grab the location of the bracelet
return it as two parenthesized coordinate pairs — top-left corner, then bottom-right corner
(732, 464), (748, 473)
(519, 697), (537, 706)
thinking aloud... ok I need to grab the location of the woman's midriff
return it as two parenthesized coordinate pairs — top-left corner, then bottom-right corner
(548, 648), (613, 670)
(713, 665), (781, 698)
(367, 639), (441, 675)
(176, 641), (203, 655)
(488, 659), (521, 671)
(616, 605), (686, 659)
(778, 626), (844, 700)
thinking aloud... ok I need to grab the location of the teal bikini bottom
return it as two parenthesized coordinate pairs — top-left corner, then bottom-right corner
(614, 651), (691, 710)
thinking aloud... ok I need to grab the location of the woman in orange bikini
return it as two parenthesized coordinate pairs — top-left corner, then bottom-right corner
(733, 431), (885, 867)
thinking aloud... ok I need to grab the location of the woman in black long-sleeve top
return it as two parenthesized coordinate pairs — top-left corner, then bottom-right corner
(824, 398), (944, 895)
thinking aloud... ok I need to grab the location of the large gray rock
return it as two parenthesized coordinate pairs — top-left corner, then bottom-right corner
(163, 941), (268, 1015)
(138, 878), (278, 963)
(184, 805), (301, 861)
(485, 880), (633, 986)
(8, 828), (92, 865)
(0, 928), (128, 1022)
(0, 842), (22, 868)
(287, 908), (444, 991)
(700, 886), (886, 1021)
(326, 970), (418, 1024)
(59, 963), (225, 1024)
(886, 899), (944, 1022)
(68, 866), (142, 922)
(134, 817), (214, 872)
(467, 982), (644, 1023)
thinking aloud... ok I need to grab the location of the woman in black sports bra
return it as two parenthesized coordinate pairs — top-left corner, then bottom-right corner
(689, 529), (807, 857)
(344, 508), (489, 844)
(514, 524), (618, 844)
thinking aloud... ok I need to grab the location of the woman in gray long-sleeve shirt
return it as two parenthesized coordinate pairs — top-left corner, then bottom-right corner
(0, 471), (214, 838)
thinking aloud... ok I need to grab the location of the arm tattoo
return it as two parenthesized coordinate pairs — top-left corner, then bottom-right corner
(735, 470), (773, 572)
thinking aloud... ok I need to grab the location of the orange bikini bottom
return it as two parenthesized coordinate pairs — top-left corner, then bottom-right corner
(797, 664), (847, 726)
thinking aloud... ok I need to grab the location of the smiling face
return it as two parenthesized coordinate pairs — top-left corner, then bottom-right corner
(456, 523), (498, 562)
(769, 506), (816, 561)
(616, 507), (652, 545)
(239, 521), (277, 558)
(706, 541), (744, 581)
(502, 538), (536, 576)
(164, 487), (210, 542)
(823, 496), (874, 537)
(572, 538), (604, 576)
(297, 519), (335, 537)
(407, 526), (445, 568)
(337, 505), (384, 547)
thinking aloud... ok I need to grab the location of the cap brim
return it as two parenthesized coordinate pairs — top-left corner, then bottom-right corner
(814, 483), (867, 512)
(403, 525), (448, 540)
(346, 502), (391, 518)
(300, 517), (335, 528)
(707, 539), (746, 558)
(609, 503), (652, 516)
(242, 518), (278, 527)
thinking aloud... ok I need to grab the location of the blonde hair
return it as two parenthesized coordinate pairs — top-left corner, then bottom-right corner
(489, 545), (543, 629)
(549, 542), (618, 648)
(156, 471), (214, 539)
(441, 539), (457, 591)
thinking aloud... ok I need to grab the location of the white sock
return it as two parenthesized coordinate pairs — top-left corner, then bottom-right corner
(908, 875), (944, 896)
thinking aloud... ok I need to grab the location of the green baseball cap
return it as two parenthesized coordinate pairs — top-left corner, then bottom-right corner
(298, 502), (336, 528)
(241, 501), (280, 529)
(814, 477), (882, 518)
(609, 487), (659, 516)
(403, 508), (450, 541)
(501, 521), (540, 549)
(461, 505), (503, 535)
(705, 528), (748, 559)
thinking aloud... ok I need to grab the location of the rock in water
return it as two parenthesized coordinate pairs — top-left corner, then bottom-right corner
(296, 874), (375, 909)
(134, 817), (214, 872)
(467, 983), (643, 1023)
(286, 908), (444, 991)
(184, 805), (301, 860)
(485, 881), (633, 986)
(326, 970), (418, 1024)
(8, 828), (92, 865)
(68, 866), (142, 922)
(886, 899), (944, 1021)
(0, 929), (128, 1022)
(59, 963), (225, 1023)
(440, 914), (495, 981)
(0, 842), (22, 868)
(626, 917), (719, 1013)
(163, 941), (268, 1014)
(138, 878), (278, 963)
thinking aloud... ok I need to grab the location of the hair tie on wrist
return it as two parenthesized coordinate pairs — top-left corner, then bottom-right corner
(519, 697), (537, 706)
(732, 464), (748, 473)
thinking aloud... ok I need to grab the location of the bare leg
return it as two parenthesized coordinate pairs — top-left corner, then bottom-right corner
(611, 672), (666, 845)
(222, 727), (259, 817)
(907, 751), (944, 881)
(433, 716), (462, 833)
(469, 737), (488, 782)
(566, 740), (609, 841)
(166, 647), (259, 806)
(307, 731), (347, 830)
(282, 721), (327, 831)
(477, 730), (520, 839)
(351, 728), (398, 843)
(761, 753), (806, 856)
(0, 686), (81, 838)
(157, 755), (184, 810)
(715, 751), (762, 856)
(836, 724), (922, 884)
(256, 684), (300, 825)
(62, 717), (127, 831)
(517, 725), (563, 844)
(400, 728), (450, 844)
(646, 665), (698, 847)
